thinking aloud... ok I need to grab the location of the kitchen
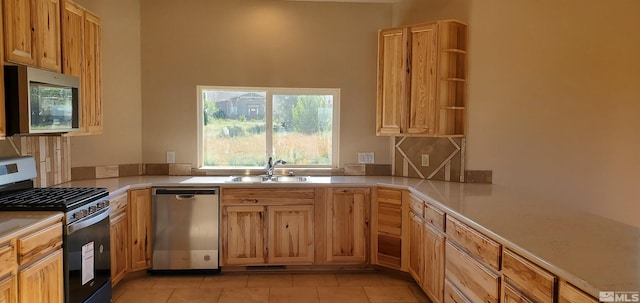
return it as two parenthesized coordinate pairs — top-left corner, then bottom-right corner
(0, 0), (638, 303)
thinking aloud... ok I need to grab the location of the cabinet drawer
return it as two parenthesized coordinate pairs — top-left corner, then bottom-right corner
(409, 195), (424, 217)
(109, 192), (128, 216)
(558, 281), (598, 303)
(503, 249), (556, 303)
(17, 223), (63, 266)
(445, 241), (500, 303)
(504, 283), (535, 303)
(0, 241), (17, 274)
(424, 203), (445, 231)
(444, 278), (472, 303)
(446, 216), (501, 270)
(222, 188), (315, 205)
(377, 188), (402, 206)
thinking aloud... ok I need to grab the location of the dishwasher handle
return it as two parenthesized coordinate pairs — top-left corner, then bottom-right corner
(175, 194), (195, 200)
(153, 187), (219, 195)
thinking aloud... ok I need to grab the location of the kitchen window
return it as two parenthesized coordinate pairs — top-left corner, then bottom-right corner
(197, 86), (340, 169)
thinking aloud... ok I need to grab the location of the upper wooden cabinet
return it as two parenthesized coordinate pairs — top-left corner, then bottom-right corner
(377, 20), (467, 137)
(61, 0), (103, 135)
(3, 0), (62, 72)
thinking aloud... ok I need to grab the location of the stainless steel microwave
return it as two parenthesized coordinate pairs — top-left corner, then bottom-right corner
(4, 65), (80, 135)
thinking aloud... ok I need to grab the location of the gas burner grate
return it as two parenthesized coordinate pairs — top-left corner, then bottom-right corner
(0, 187), (108, 210)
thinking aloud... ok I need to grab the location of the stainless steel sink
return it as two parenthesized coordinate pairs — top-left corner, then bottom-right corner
(227, 175), (310, 183)
(227, 176), (270, 183)
(270, 176), (310, 183)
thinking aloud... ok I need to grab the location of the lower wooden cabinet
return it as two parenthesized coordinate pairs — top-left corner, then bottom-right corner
(504, 283), (535, 303)
(325, 187), (370, 264)
(445, 241), (500, 303)
(423, 222), (445, 303)
(109, 212), (128, 285)
(373, 187), (405, 269)
(128, 188), (152, 271)
(558, 281), (599, 303)
(0, 272), (17, 303)
(268, 205), (314, 264)
(408, 211), (423, 282)
(444, 278), (472, 303)
(222, 205), (268, 265)
(18, 249), (63, 303)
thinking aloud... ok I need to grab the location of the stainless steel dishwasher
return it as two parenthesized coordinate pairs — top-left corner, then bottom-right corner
(152, 187), (219, 272)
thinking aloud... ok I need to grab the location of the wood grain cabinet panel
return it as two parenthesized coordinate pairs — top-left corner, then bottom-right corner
(445, 216), (501, 271)
(444, 279), (472, 303)
(268, 205), (314, 264)
(408, 211), (423, 283)
(423, 222), (445, 303)
(376, 27), (408, 135)
(0, 242), (16, 276)
(424, 203), (445, 231)
(407, 23), (438, 134)
(18, 249), (63, 303)
(325, 187), (370, 264)
(222, 188), (315, 205)
(128, 188), (152, 271)
(109, 212), (128, 286)
(34, 0), (61, 71)
(0, 272), (17, 303)
(504, 283), (535, 303)
(81, 10), (103, 134)
(3, 0), (36, 66)
(558, 281), (598, 303)
(373, 187), (406, 269)
(16, 223), (63, 266)
(445, 241), (500, 303)
(222, 205), (267, 265)
(502, 249), (556, 303)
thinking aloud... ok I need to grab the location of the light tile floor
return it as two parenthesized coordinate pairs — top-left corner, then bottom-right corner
(113, 271), (432, 303)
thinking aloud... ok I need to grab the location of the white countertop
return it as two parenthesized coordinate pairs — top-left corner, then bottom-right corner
(0, 212), (63, 243)
(56, 175), (640, 297)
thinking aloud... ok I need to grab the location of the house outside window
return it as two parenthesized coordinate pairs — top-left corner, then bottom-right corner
(197, 86), (340, 169)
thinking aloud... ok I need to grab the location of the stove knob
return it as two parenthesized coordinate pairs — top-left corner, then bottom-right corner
(89, 206), (97, 214)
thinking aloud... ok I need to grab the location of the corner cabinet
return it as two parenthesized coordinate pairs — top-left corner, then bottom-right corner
(377, 20), (467, 137)
(3, 0), (61, 72)
(61, 0), (103, 135)
(109, 192), (129, 286)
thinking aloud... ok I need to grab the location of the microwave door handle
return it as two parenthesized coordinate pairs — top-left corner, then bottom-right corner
(67, 208), (110, 235)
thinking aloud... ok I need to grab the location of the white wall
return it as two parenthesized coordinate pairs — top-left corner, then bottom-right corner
(396, 0), (640, 227)
(139, 0), (393, 167)
(70, 0), (143, 166)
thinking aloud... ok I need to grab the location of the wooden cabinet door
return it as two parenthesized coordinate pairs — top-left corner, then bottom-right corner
(268, 205), (314, 264)
(34, 0), (61, 72)
(408, 211), (423, 283)
(504, 283), (535, 303)
(374, 188), (404, 269)
(82, 11), (102, 134)
(222, 205), (267, 265)
(423, 223), (445, 303)
(3, 0), (36, 66)
(377, 27), (407, 136)
(0, 272), (17, 303)
(325, 188), (370, 264)
(18, 249), (63, 303)
(61, 0), (84, 78)
(407, 23), (438, 135)
(109, 212), (128, 286)
(128, 188), (152, 271)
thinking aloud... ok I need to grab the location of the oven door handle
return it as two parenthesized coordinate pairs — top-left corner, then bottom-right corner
(67, 208), (110, 235)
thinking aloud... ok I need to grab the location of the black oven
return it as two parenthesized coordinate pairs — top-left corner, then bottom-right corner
(66, 207), (111, 303)
(0, 156), (112, 303)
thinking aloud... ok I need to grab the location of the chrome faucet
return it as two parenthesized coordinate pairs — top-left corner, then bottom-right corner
(265, 156), (287, 177)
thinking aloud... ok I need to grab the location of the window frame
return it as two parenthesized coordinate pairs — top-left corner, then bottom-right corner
(196, 86), (341, 169)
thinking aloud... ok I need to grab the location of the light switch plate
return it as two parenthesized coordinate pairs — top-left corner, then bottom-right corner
(358, 152), (374, 164)
(166, 151), (176, 163)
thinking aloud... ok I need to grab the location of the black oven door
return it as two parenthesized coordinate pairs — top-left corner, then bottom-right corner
(66, 208), (111, 303)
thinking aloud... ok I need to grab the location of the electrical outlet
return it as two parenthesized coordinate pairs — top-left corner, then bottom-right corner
(166, 151), (176, 164)
(421, 154), (430, 167)
(358, 152), (374, 164)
